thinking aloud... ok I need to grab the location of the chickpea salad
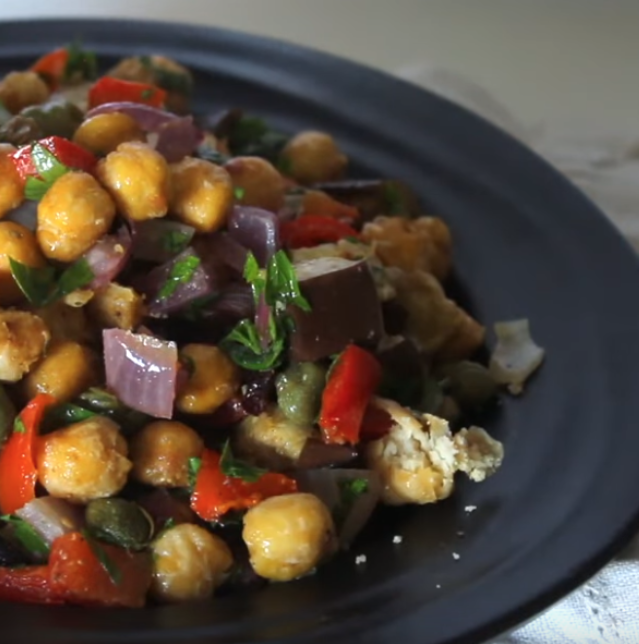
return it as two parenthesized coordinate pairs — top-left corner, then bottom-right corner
(0, 44), (544, 608)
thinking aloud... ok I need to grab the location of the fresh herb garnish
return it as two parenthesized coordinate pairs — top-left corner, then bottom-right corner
(234, 186), (245, 200)
(219, 440), (267, 483)
(195, 143), (229, 165)
(139, 55), (192, 95)
(12, 416), (26, 435)
(140, 88), (155, 100)
(333, 478), (369, 529)
(24, 143), (71, 201)
(223, 318), (285, 371)
(63, 42), (98, 82)
(82, 530), (122, 586)
(264, 251), (311, 313)
(1, 515), (50, 559)
(158, 255), (200, 300)
(384, 184), (404, 215)
(161, 230), (191, 256)
(46, 403), (96, 427)
(228, 115), (289, 162)
(9, 257), (94, 307)
(188, 456), (202, 490)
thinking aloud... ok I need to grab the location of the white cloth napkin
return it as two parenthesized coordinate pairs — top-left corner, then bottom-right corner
(395, 63), (639, 643)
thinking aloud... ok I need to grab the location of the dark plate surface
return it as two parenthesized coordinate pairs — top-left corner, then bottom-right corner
(2, 17), (639, 644)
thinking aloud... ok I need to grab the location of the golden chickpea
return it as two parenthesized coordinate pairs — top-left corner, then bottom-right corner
(73, 113), (145, 156)
(0, 309), (49, 382)
(36, 416), (132, 504)
(243, 494), (336, 582)
(130, 421), (204, 488)
(87, 282), (145, 331)
(34, 300), (95, 346)
(0, 144), (23, 218)
(176, 344), (240, 415)
(37, 172), (116, 262)
(280, 131), (348, 184)
(21, 341), (99, 403)
(224, 156), (285, 213)
(169, 157), (233, 232)
(151, 524), (233, 603)
(97, 141), (170, 221)
(0, 71), (49, 114)
(0, 221), (46, 305)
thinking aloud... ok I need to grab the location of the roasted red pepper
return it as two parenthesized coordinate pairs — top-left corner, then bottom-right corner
(0, 393), (56, 515)
(319, 344), (382, 444)
(30, 48), (69, 90)
(360, 403), (394, 441)
(11, 136), (97, 181)
(88, 76), (167, 109)
(280, 214), (360, 249)
(300, 190), (359, 221)
(0, 565), (60, 605)
(191, 449), (298, 522)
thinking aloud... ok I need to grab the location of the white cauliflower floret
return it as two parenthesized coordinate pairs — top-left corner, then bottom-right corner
(0, 309), (50, 382)
(365, 397), (503, 505)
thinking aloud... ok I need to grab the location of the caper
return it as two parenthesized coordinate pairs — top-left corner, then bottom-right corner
(275, 362), (326, 426)
(0, 115), (42, 146)
(438, 361), (498, 410)
(85, 498), (154, 550)
(417, 377), (444, 415)
(21, 100), (83, 139)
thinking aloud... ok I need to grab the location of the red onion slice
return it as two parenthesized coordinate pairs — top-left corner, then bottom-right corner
(131, 220), (195, 263)
(200, 232), (249, 275)
(15, 497), (83, 548)
(86, 101), (177, 130)
(154, 116), (203, 163)
(228, 206), (280, 267)
(103, 329), (178, 419)
(5, 200), (38, 230)
(83, 226), (132, 289)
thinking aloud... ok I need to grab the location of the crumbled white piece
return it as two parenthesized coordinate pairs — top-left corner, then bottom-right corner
(452, 552), (460, 560)
(355, 554), (367, 565)
(464, 505), (477, 513)
(392, 535), (403, 544)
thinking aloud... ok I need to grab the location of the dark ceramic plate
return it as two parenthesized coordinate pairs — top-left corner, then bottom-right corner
(2, 17), (639, 644)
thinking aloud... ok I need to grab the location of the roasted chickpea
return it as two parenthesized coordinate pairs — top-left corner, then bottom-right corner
(175, 344), (240, 415)
(243, 493), (336, 582)
(73, 112), (145, 155)
(87, 282), (145, 331)
(0, 71), (49, 114)
(151, 523), (233, 603)
(34, 300), (95, 345)
(280, 131), (347, 184)
(0, 221), (46, 305)
(97, 141), (170, 221)
(224, 156), (285, 212)
(169, 157), (233, 232)
(36, 416), (132, 503)
(0, 144), (23, 218)
(21, 341), (99, 403)
(37, 172), (116, 262)
(130, 421), (204, 488)
(0, 309), (49, 382)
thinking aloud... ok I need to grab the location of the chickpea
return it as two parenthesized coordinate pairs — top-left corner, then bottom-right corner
(280, 131), (348, 184)
(151, 523), (233, 603)
(0, 71), (49, 114)
(243, 493), (336, 582)
(0, 222), (46, 305)
(175, 344), (240, 415)
(73, 113), (145, 156)
(97, 142), (170, 221)
(169, 157), (233, 232)
(130, 421), (203, 488)
(0, 144), (23, 218)
(21, 341), (99, 403)
(37, 172), (116, 262)
(224, 156), (285, 213)
(0, 309), (49, 382)
(34, 300), (95, 345)
(87, 282), (145, 331)
(36, 416), (132, 504)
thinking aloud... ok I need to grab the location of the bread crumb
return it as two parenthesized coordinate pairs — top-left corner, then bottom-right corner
(355, 554), (367, 565)
(452, 552), (460, 560)
(392, 535), (403, 544)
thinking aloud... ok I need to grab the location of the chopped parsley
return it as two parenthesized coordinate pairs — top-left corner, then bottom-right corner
(219, 440), (267, 483)
(63, 42), (98, 82)
(161, 229), (191, 256)
(82, 530), (122, 586)
(157, 254), (200, 300)
(234, 186), (246, 200)
(188, 456), (202, 490)
(1, 515), (49, 559)
(139, 55), (193, 95)
(334, 478), (370, 529)
(228, 115), (289, 162)
(12, 417), (26, 435)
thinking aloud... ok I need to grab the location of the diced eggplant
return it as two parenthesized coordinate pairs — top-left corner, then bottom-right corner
(311, 179), (421, 221)
(381, 299), (409, 336)
(289, 257), (383, 362)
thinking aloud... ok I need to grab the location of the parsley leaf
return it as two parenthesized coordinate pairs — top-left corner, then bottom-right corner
(9, 257), (94, 307)
(24, 143), (70, 201)
(222, 318), (285, 371)
(161, 230), (191, 256)
(219, 440), (267, 483)
(384, 184), (405, 215)
(46, 403), (96, 427)
(228, 115), (289, 162)
(158, 255), (200, 300)
(234, 186), (245, 200)
(188, 456), (202, 490)
(140, 88), (155, 100)
(265, 250), (311, 312)
(12, 417), (26, 434)
(63, 42), (98, 82)
(1, 515), (49, 559)
(82, 530), (122, 586)
(333, 478), (370, 530)
(139, 55), (193, 95)
(243, 252), (265, 302)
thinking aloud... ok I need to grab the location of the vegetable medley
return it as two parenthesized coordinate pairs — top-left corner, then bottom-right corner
(0, 44), (544, 608)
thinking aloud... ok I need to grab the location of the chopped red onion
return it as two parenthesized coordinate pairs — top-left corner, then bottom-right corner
(86, 101), (177, 130)
(15, 497), (83, 548)
(103, 329), (178, 419)
(5, 200), (37, 230)
(201, 232), (249, 275)
(84, 226), (132, 289)
(228, 206), (280, 267)
(131, 220), (195, 263)
(154, 116), (203, 163)
(296, 469), (381, 548)
(208, 283), (254, 321)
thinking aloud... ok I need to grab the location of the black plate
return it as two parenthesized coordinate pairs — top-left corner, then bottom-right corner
(2, 18), (639, 644)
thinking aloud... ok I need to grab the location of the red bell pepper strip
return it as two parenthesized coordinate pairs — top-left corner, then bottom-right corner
(88, 77), (167, 109)
(280, 214), (360, 249)
(30, 48), (69, 90)
(11, 136), (97, 182)
(191, 449), (298, 522)
(319, 345), (383, 444)
(0, 565), (61, 605)
(300, 190), (359, 221)
(0, 393), (56, 515)
(360, 402), (394, 441)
